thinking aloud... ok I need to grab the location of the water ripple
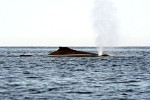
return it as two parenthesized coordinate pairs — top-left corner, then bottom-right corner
(0, 47), (150, 100)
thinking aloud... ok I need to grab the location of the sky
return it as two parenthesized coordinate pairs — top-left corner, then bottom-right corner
(0, 0), (150, 46)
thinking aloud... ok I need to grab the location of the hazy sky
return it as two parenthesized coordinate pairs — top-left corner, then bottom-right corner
(0, 0), (150, 46)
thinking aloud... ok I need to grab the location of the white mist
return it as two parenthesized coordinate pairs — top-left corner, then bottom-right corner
(98, 47), (103, 56)
(92, 0), (118, 55)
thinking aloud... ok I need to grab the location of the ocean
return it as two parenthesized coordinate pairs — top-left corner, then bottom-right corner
(0, 47), (150, 100)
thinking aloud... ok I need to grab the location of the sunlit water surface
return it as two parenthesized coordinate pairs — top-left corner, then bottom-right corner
(0, 47), (150, 100)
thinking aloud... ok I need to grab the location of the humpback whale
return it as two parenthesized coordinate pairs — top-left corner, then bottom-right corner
(49, 47), (109, 57)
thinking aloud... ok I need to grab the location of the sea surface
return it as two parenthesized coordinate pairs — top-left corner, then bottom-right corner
(0, 47), (150, 100)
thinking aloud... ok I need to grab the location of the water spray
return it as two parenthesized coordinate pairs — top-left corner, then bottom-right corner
(92, 0), (118, 55)
(98, 47), (103, 56)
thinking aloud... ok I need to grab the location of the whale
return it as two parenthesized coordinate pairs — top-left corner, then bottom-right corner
(48, 47), (109, 57)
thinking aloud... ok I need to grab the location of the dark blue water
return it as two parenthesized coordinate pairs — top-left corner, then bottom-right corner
(0, 47), (150, 100)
